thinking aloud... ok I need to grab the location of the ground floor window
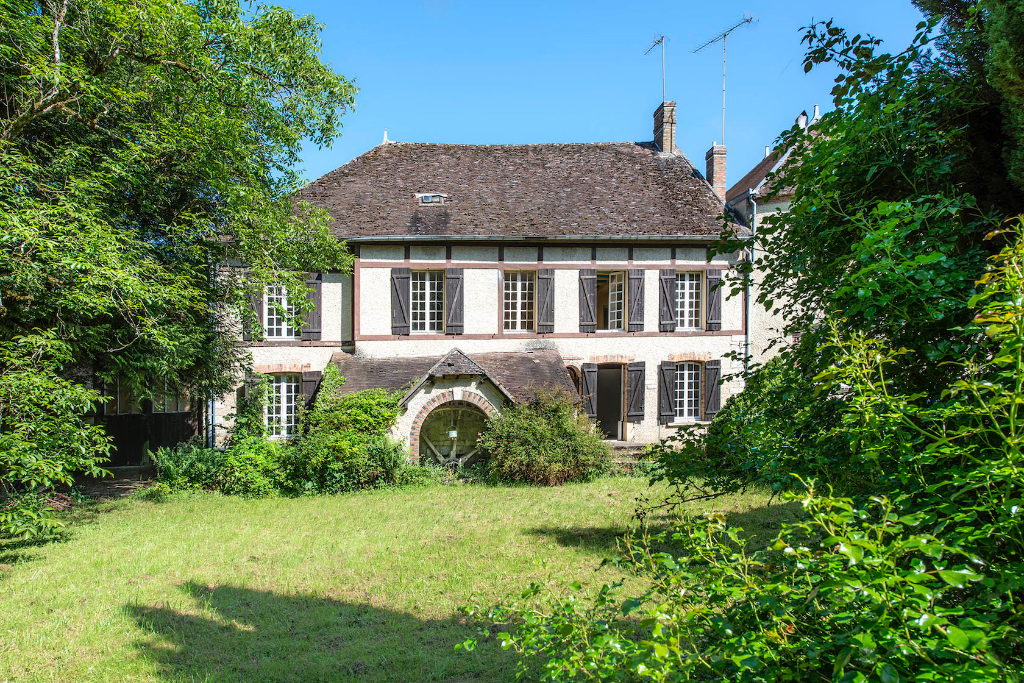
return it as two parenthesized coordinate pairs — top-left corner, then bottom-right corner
(265, 374), (301, 438)
(674, 362), (702, 421)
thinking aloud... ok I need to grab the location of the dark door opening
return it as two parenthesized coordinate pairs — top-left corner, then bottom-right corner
(596, 365), (623, 439)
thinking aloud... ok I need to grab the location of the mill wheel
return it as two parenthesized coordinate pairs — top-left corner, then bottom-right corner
(419, 403), (488, 468)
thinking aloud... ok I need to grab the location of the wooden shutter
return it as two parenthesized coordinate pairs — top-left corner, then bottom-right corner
(300, 273), (322, 341)
(301, 370), (322, 406)
(537, 268), (555, 334)
(243, 291), (264, 342)
(391, 268), (411, 336)
(706, 269), (722, 331)
(659, 269), (676, 332)
(658, 360), (676, 425)
(445, 268), (464, 335)
(627, 269), (644, 332)
(704, 360), (722, 421)
(242, 370), (260, 399)
(626, 362), (645, 423)
(579, 269), (597, 333)
(581, 363), (598, 419)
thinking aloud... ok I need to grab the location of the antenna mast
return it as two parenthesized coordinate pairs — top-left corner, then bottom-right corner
(644, 35), (666, 102)
(693, 15), (755, 145)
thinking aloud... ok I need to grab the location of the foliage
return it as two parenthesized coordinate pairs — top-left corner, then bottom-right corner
(151, 438), (222, 492)
(479, 390), (610, 486)
(215, 437), (286, 498)
(648, 356), (853, 506)
(0, 333), (110, 539)
(0, 0), (354, 478)
(303, 365), (403, 436)
(463, 224), (1024, 681)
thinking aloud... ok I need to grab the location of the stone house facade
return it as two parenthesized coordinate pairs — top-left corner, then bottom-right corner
(214, 101), (768, 463)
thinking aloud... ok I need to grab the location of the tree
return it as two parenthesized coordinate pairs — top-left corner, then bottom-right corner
(1, 0), (354, 535)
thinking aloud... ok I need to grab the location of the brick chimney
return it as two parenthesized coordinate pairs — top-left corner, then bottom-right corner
(654, 101), (677, 153)
(705, 143), (726, 200)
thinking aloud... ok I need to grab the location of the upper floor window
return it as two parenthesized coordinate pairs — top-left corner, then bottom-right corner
(597, 271), (626, 331)
(411, 270), (445, 333)
(265, 373), (300, 438)
(265, 286), (298, 339)
(415, 192), (448, 206)
(675, 272), (702, 330)
(504, 270), (536, 331)
(674, 362), (702, 421)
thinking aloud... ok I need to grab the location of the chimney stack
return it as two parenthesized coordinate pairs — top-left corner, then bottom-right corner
(705, 143), (727, 200)
(654, 101), (677, 153)
(811, 104), (821, 124)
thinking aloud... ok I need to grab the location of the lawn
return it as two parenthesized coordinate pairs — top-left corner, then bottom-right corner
(0, 478), (792, 682)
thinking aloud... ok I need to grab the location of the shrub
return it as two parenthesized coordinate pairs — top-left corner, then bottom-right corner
(478, 389), (610, 486)
(215, 436), (285, 498)
(363, 434), (409, 486)
(152, 438), (222, 491)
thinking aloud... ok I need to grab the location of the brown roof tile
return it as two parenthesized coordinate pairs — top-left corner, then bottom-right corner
(300, 142), (732, 239)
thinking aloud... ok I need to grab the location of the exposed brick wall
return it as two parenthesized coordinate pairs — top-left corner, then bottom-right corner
(253, 362), (313, 374)
(408, 390), (499, 462)
(705, 144), (727, 200)
(654, 101), (677, 154)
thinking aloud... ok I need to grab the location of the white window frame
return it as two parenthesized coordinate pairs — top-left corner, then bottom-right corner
(264, 286), (299, 339)
(265, 374), (301, 438)
(411, 270), (445, 333)
(597, 271), (627, 332)
(674, 362), (702, 421)
(503, 270), (536, 332)
(675, 272), (703, 330)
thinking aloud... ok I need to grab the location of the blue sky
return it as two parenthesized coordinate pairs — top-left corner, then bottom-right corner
(288, 0), (925, 191)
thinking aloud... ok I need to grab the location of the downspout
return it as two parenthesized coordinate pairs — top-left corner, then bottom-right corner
(744, 190), (758, 375)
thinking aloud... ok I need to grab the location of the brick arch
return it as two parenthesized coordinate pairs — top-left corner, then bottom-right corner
(409, 390), (499, 462)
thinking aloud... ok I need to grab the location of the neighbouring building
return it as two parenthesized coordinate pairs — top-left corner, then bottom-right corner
(214, 101), (764, 465)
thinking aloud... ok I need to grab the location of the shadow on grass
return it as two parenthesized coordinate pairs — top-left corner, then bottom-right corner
(126, 582), (516, 682)
(525, 500), (804, 558)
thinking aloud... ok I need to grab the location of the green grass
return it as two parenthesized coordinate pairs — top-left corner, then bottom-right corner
(0, 479), (793, 682)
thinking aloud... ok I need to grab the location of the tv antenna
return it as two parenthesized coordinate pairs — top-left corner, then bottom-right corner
(693, 15), (756, 145)
(644, 35), (667, 102)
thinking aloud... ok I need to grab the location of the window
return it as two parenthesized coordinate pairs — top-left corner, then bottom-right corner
(411, 270), (445, 333)
(265, 374), (300, 438)
(265, 286), (298, 339)
(415, 192), (447, 206)
(503, 270), (536, 331)
(597, 271), (626, 331)
(675, 272), (702, 330)
(674, 362), (702, 421)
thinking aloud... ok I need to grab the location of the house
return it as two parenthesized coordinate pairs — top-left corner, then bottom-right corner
(726, 106), (819, 356)
(214, 101), (759, 463)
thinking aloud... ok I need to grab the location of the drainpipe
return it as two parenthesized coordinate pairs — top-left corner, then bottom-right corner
(744, 190), (758, 375)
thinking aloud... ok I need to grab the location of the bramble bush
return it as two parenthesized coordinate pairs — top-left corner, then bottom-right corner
(478, 389), (610, 486)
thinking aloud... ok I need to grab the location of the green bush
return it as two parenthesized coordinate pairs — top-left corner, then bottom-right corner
(215, 436), (286, 498)
(152, 438), (222, 492)
(478, 389), (610, 486)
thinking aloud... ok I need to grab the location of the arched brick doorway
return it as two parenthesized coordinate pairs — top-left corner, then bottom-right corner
(409, 390), (498, 463)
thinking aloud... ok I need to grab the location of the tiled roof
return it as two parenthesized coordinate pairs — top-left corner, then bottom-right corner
(726, 148), (793, 203)
(328, 347), (576, 404)
(300, 141), (733, 239)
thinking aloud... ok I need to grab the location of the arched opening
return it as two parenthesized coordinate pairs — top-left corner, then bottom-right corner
(566, 365), (582, 397)
(418, 400), (489, 468)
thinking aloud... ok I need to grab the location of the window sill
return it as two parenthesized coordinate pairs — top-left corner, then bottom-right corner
(667, 421), (710, 428)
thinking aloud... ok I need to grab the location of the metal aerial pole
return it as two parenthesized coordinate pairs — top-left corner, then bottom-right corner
(693, 15), (755, 147)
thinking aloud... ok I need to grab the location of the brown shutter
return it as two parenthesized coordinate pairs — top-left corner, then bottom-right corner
(242, 370), (260, 399)
(301, 370), (322, 406)
(704, 360), (722, 421)
(659, 269), (676, 332)
(706, 269), (722, 331)
(537, 268), (555, 334)
(243, 290), (264, 341)
(391, 268), (411, 335)
(581, 363), (598, 419)
(300, 273), (322, 341)
(579, 269), (597, 333)
(658, 360), (676, 425)
(627, 269), (644, 332)
(445, 268), (464, 335)
(626, 362), (645, 423)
